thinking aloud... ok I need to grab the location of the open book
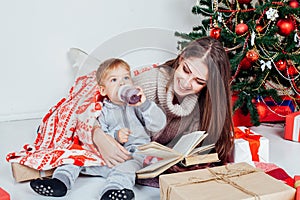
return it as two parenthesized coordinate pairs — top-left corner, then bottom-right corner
(136, 131), (220, 179)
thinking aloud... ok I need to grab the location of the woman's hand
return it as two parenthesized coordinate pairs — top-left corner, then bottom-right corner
(92, 126), (132, 168)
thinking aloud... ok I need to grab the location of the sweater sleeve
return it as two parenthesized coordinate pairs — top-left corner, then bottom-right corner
(132, 68), (159, 102)
(97, 109), (116, 139)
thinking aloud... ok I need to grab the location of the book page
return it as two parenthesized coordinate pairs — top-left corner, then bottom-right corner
(189, 144), (215, 156)
(172, 131), (207, 157)
(138, 141), (174, 152)
(182, 153), (220, 166)
(137, 148), (178, 159)
(137, 141), (179, 159)
(136, 156), (183, 179)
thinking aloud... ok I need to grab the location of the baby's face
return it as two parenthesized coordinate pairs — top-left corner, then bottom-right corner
(100, 66), (133, 105)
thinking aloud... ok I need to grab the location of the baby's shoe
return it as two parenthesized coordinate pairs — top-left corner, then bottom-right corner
(101, 188), (134, 200)
(30, 178), (67, 197)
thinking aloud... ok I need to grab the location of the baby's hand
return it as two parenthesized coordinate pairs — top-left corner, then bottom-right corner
(129, 86), (146, 107)
(117, 128), (132, 144)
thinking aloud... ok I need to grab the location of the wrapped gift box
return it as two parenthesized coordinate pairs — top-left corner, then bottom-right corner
(295, 175), (300, 200)
(232, 95), (296, 126)
(284, 111), (300, 142)
(232, 110), (253, 127)
(11, 162), (55, 182)
(0, 187), (10, 200)
(233, 127), (269, 163)
(159, 162), (296, 200)
(260, 97), (296, 123)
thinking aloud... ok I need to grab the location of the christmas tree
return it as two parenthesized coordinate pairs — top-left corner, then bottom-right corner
(176, 0), (300, 125)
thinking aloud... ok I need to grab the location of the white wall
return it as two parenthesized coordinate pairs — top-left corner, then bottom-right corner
(0, 0), (199, 121)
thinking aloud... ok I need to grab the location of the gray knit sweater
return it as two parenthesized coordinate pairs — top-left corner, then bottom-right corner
(97, 98), (166, 149)
(133, 67), (200, 146)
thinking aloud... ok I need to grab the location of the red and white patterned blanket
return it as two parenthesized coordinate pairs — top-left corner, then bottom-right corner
(6, 71), (106, 170)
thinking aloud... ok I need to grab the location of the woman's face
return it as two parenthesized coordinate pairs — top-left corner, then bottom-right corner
(173, 57), (208, 97)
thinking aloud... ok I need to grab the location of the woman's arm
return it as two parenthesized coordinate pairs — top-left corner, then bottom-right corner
(92, 125), (131, 168)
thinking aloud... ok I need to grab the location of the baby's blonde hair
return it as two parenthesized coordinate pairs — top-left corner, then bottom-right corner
(96, 58), (131, 86)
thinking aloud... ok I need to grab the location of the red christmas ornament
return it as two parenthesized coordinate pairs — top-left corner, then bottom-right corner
(275, 60), (287, 71)
(256, 102), (268, 119)
(210, 27), (221, 39)
(238, 0), (252, 4)
(235, 22), (249, 35)
(246, 50), (259, 62)
(240, 57), (252, 70)
(256, 25), (264, 33)
(289, 0), (299, 8)
(239, 50), (259, 70)
(287, 65), (298, 76)
(276, 18), (295, 36)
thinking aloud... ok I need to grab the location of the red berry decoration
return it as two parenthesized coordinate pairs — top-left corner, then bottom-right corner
(210, 27), (221, 39)
(275, 60), (287, 71)
(256, 25), (264, 33)
(238, 0), (252, 4)
(289, 0), (299, 8)
(246, 50), (259, 62)
(236, 22), (249, 35)
(276, 18), (295, 36)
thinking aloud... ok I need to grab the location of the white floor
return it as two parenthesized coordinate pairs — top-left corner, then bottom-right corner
(0, 119), (299, 200)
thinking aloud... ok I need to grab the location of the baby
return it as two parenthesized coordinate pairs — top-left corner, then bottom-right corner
(30, 58), (166, 200)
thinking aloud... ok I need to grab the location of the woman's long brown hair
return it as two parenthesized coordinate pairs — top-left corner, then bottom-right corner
(162, 37), (234, 163)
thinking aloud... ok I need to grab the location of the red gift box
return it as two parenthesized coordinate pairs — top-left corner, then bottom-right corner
(232, 95), (296, 127)
(260, 96), (296, 123)
(284, 111), (300, 142)
(295, 176), (300, 200)
(0, 187), (10, 200)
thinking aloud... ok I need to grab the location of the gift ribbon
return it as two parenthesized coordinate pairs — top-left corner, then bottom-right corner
(234, 127), (261, 161)
(165, 165), (260, 200)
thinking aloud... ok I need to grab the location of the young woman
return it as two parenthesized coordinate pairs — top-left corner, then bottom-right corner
(93, 36), (234, 180)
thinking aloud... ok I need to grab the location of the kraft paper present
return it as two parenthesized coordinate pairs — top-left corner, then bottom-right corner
(233, 127), (269, 163)
(284, 111), (300, 142)
(159, 162), (295, 200)
(11, 162), (55, 182)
